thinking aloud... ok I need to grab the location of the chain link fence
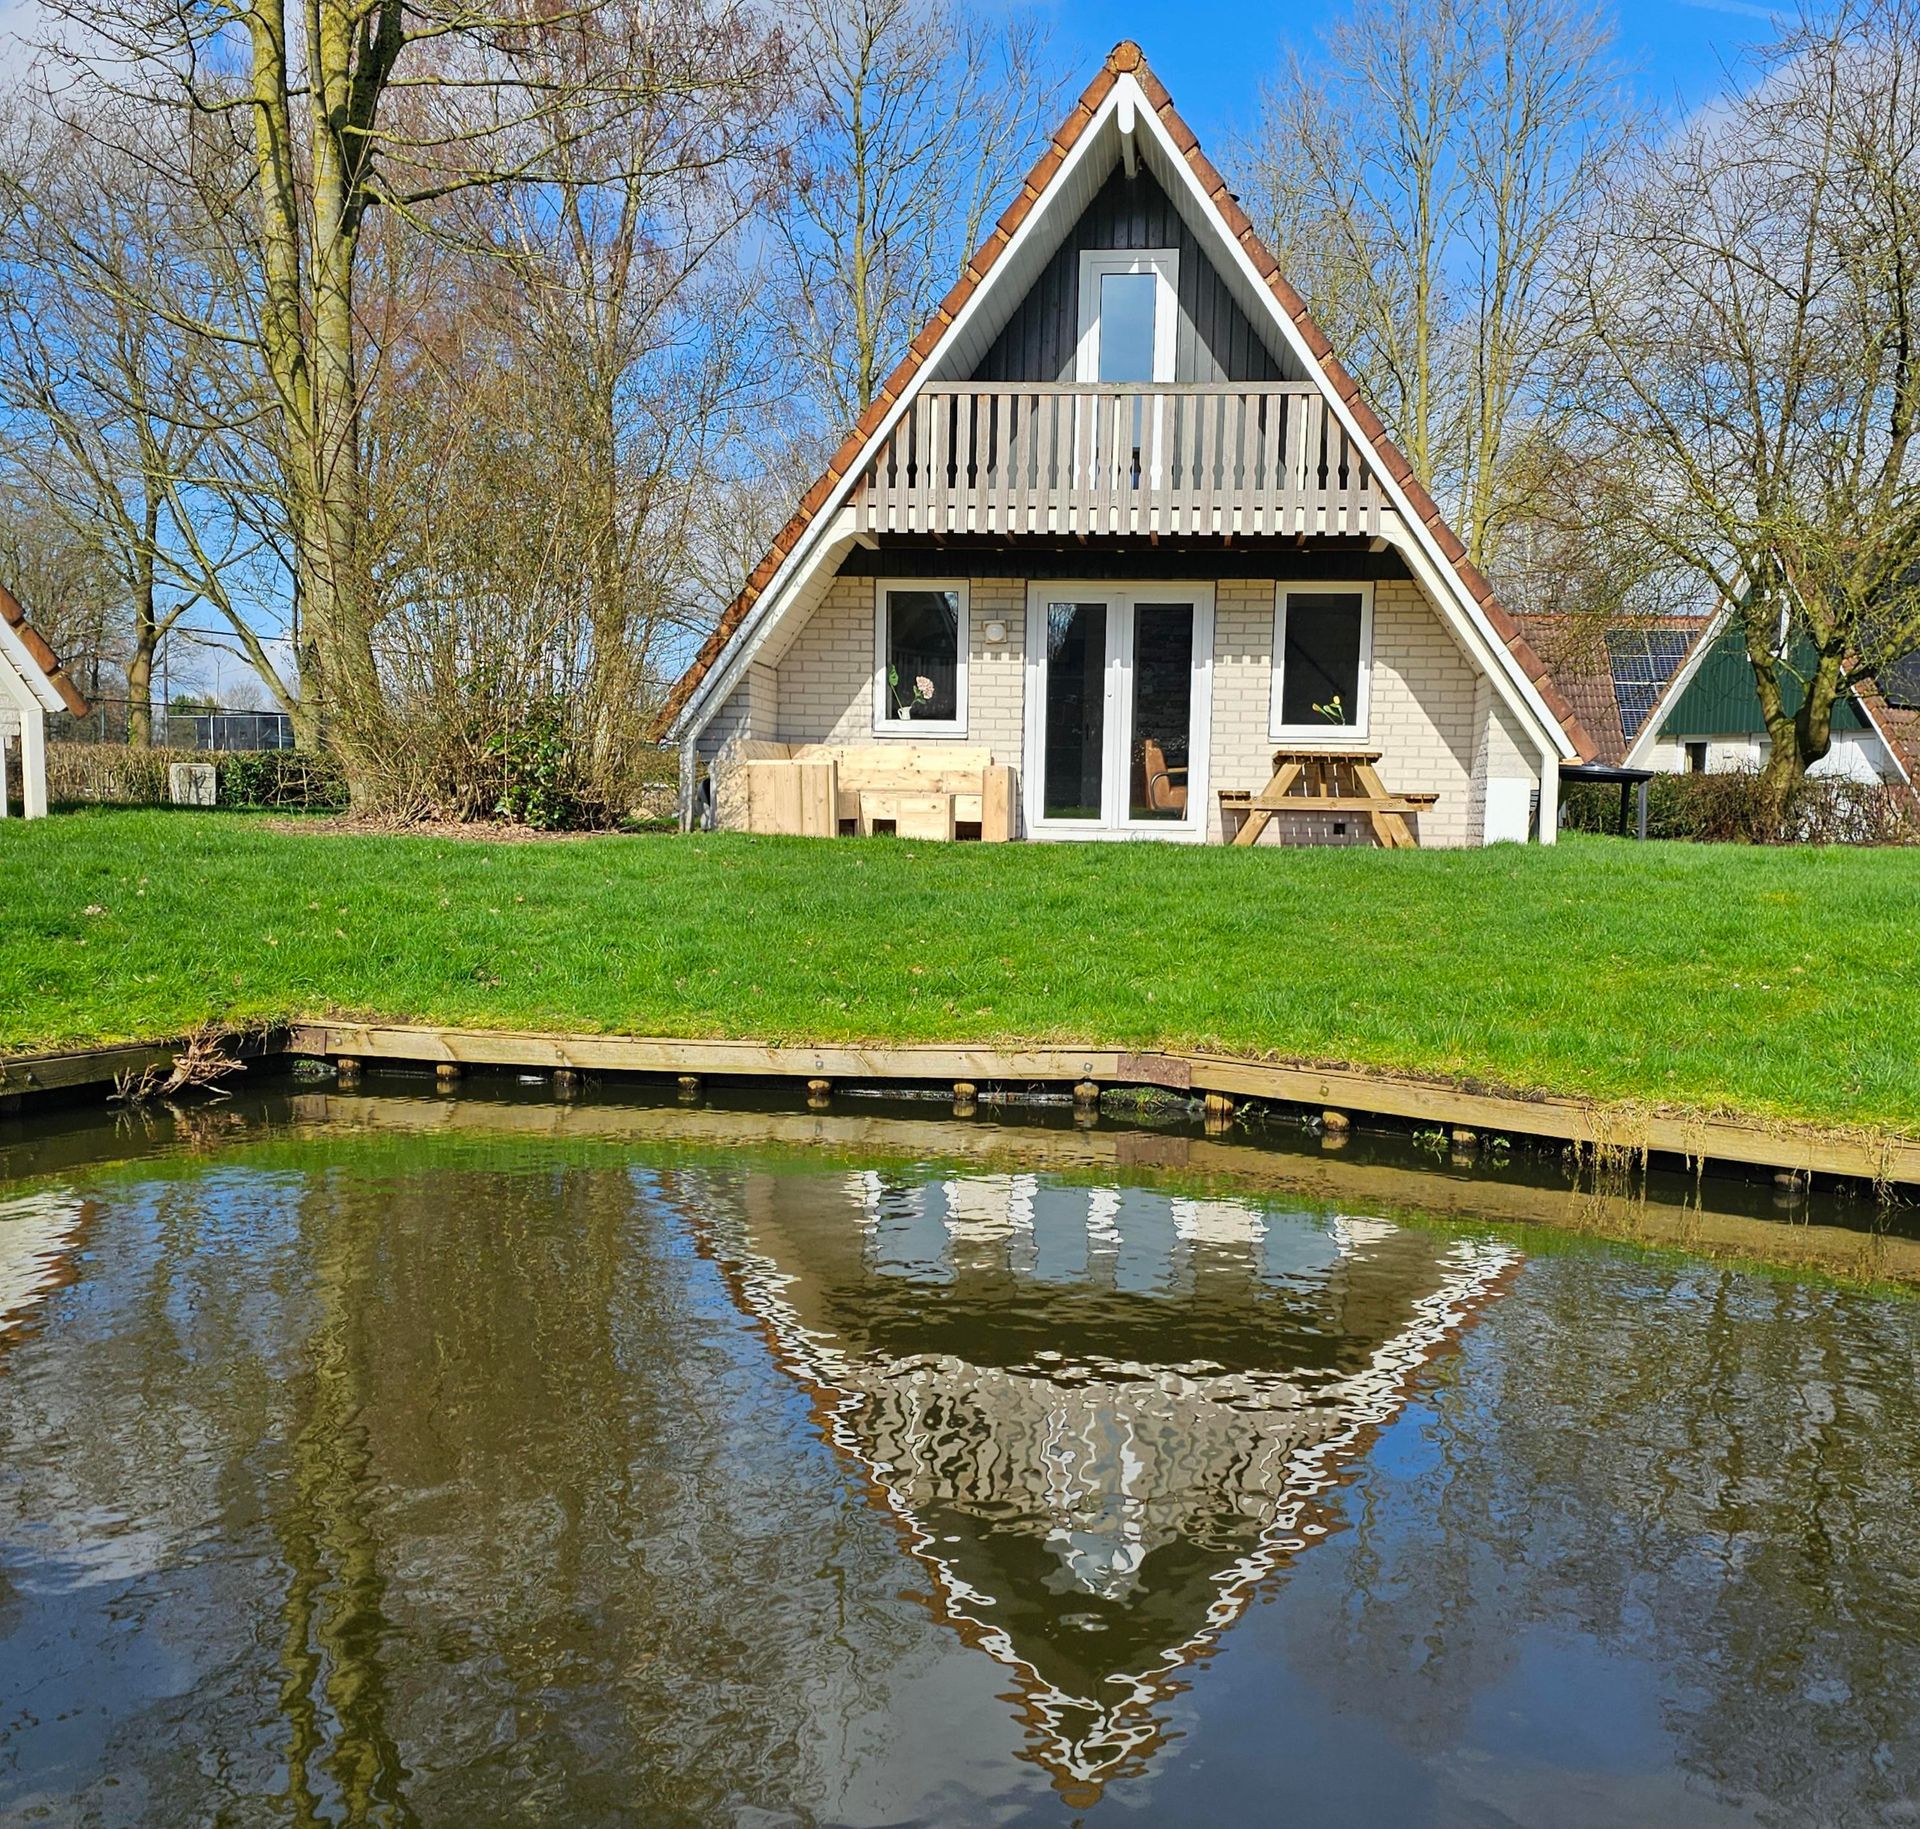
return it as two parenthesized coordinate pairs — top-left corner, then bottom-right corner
(49, 695), (294, 752)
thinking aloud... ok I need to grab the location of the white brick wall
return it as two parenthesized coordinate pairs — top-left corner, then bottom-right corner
(772, 575), (1027, 765)
(699, 563), (1540, 846)
(1207, 577), (1492, 846)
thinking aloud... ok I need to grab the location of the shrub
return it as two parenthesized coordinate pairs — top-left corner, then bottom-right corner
(44, 741), (349, 812)
(216, 749), (349, 811)
(484, 695), (597, 830)
(1562, 767), (1919, 845)
(46, 742), (200, 805)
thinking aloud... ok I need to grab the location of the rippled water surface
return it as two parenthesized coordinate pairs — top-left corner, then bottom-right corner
(2, 1088), (1918, 1827)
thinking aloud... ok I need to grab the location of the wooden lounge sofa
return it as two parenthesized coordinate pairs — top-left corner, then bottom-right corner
(724, 742), (1016, 841)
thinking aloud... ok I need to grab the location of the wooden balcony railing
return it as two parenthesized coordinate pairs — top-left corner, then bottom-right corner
(849, 383), (1384, 538)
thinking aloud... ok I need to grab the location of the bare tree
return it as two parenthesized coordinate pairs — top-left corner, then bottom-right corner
(1240, 0), (1630, 569)
(0, 98), (301, 743)
(0, 465), (125, 709)
(28, 0), (779, 796)
(1560, 0), (1920, 805)
(770, 0), (1064, 437)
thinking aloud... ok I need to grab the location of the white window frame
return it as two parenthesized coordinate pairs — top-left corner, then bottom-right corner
(1269, 581), (1375, 744)
(872, 578), (969, 737)
(1021, 580), (1215, 841)
(1075, 249), (1180, 385)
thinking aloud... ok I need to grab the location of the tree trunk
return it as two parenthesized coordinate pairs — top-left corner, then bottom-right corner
(127, 637), (154, 747)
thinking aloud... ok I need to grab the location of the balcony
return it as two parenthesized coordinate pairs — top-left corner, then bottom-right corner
(849, 382), (1385, 540)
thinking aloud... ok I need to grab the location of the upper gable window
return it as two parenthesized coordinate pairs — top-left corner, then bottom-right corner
(1076, 250), (1178, 384)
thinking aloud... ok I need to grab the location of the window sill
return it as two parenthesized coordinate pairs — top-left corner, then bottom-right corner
(1269, 728), (1372, 747)
(871, 721), (969, 740)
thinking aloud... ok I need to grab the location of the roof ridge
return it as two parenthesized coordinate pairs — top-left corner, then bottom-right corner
(654, 42), (1595, 763)
(0, 582), (89, 718)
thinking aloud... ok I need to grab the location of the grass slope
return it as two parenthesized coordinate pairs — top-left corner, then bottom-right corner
(3, 808), (1917, 1134)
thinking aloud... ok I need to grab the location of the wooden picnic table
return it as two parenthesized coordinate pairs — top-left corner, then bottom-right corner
(1223, 749), (1437, 849)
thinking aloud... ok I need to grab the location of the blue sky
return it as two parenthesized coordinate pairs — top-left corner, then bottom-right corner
(1045, 0), (1784, 147)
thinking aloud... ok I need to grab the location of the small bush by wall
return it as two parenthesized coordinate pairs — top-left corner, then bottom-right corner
(1562, 768), (1919, 845)
(216, 750), (349, 811)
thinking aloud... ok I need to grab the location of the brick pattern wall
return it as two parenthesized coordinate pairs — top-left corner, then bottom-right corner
(698, 565), (1541, 847)
(774, 575), (1028, 768)
(1207, 578), (1490, 846)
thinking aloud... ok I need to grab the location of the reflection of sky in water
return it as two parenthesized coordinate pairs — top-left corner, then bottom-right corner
(0, 1118), (1914, 1828)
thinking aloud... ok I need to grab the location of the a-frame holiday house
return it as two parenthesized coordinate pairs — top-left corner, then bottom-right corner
(656, 42), (1592, 846)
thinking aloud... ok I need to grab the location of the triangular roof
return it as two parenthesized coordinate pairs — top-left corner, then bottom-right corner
(1518, 614), (1704, 767)
(1619, 599), (1915, 788)
(655, 41), (1594, 762)
(0, 581), (88, 717)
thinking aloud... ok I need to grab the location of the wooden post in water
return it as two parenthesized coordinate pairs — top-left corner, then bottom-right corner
(677, 1075), (702, 1103)
(953, 1080), (978, 1117)
(335, 1057), (361, 1088)
(436, 1061), (462, 1093)
(553, 1067), (581, 1100)
(807, 1078), (832, 1109)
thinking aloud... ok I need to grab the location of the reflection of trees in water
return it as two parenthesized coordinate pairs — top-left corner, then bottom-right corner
(1316, 1256), (1920, 1822)
(0, 1150), (927, 1824)
(6, 1141), (1920, 1825)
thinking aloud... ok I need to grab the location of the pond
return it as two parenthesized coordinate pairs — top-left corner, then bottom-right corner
(1, 1082), (1918, 1827)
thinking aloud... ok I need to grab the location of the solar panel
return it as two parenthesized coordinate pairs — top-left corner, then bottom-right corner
(1882, 647), (1920, 709)
(1606, 627), (1694, 739)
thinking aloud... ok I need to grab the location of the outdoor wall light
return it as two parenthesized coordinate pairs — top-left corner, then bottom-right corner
(984, 620), (1008, 644)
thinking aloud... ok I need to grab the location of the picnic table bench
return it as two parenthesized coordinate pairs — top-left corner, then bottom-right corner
(1221, 749), (1437, 849)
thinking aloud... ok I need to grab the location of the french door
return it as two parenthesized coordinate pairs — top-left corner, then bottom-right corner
(1023, 584), (1214, 839)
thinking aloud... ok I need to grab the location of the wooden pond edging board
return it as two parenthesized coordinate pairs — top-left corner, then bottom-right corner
(280, 1023), (1920, 1190)
(3, 1021), (1916, 1191)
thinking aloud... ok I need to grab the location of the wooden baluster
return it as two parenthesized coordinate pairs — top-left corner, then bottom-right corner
(1166, 393), (1184, 534)
(1302, 395), (1324, 535)
(995, 392), (1009, 535)
(1098, 387), (1113, 525)
(1197, 392), (1218, 532)
(1260, 392), (1283, 534)
(1244, 385), (1259, 529)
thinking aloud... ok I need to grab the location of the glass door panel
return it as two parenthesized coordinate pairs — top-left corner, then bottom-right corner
(1128, 602), (1196, 822)
(1042, 600), (1109, 821)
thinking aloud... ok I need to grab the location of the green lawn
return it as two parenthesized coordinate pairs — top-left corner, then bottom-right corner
(3, 808), (1917, 1136)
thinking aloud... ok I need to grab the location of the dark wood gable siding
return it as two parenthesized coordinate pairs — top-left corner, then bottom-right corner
(970, 165), (1293, 385)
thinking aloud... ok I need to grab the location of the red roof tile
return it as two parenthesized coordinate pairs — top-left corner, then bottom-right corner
(0, 581), (88, 718)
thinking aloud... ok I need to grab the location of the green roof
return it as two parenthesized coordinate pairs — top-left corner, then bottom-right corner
(1660, 630), (1868, 737)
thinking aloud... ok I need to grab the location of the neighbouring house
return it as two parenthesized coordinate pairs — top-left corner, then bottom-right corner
(1524, 603), (1918, 792)
(655, 42), (1592, 847)
(0, 583), (89, 820)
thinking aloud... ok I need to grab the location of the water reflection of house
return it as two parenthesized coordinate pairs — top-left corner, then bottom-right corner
(696, 1167), (1518, 1801)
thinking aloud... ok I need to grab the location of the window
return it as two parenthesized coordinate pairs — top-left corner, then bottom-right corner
(1270, 584), (1373, 741)
(1076, 250), (1179, 385)
(873, 581), (967, 734)
(1685, 740), (1708, 774)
